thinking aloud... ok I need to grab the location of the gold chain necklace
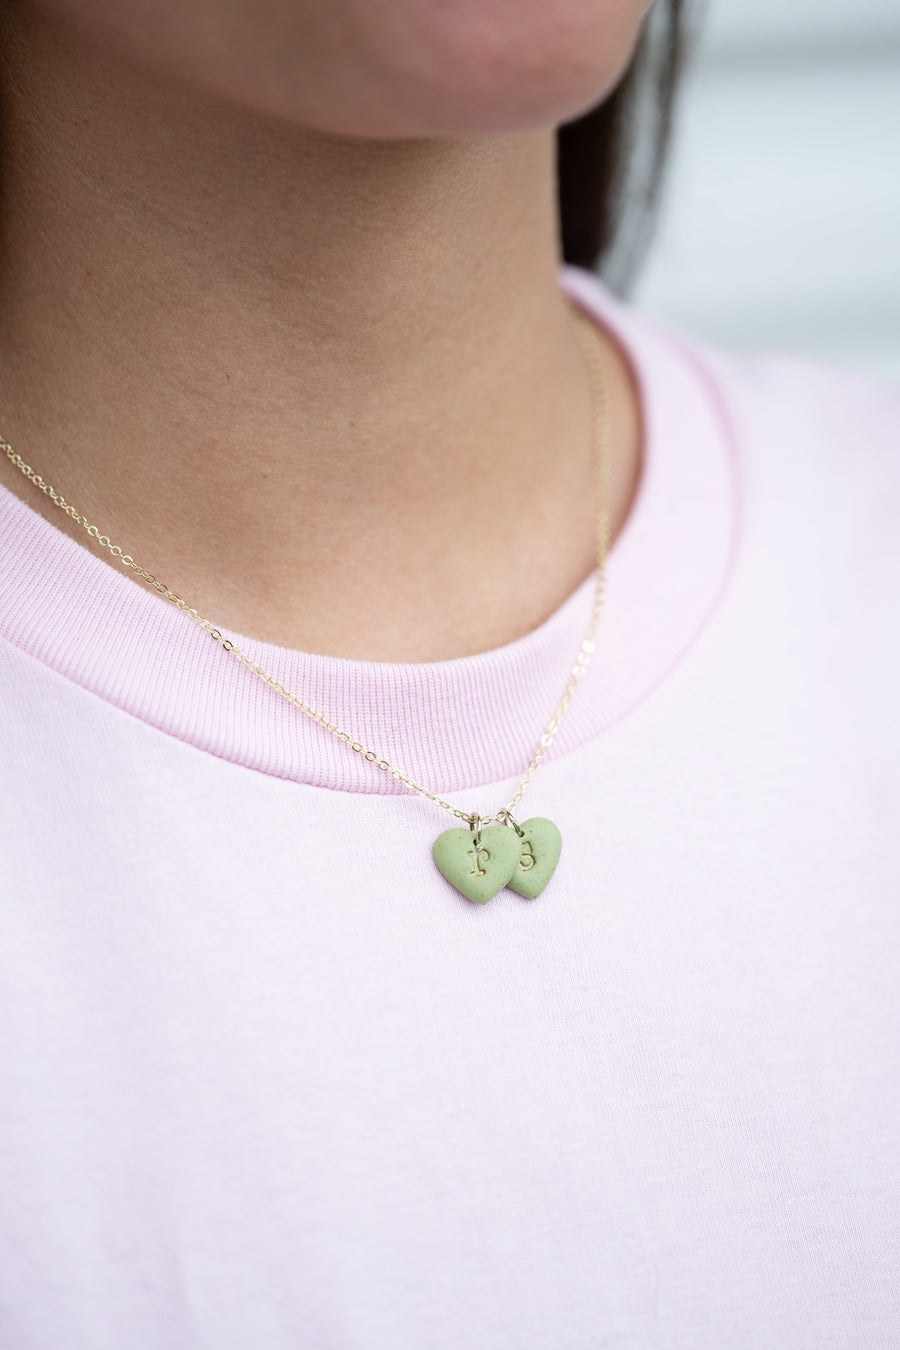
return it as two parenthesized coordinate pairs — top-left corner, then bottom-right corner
(1, 300), (610, 904)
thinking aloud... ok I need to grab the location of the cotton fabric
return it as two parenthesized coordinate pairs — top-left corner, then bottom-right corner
(1, 267), (898, 1349)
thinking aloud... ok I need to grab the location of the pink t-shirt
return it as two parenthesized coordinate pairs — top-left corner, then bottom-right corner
(1, 267), (898, 1349)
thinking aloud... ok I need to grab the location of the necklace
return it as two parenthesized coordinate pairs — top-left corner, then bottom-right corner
(1, 299), (610, 905)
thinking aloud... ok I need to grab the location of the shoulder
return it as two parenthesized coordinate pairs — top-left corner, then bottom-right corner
(691, 338), (900, 463)
(582, 283), (900, 606)
(563, 264), (900, 471)
(686, 343), (900, 559)
(621, 301), (900, 522)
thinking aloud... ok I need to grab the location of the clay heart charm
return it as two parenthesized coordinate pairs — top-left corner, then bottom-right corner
(433, 824), (520, 904)
(505, 817), (563, 899)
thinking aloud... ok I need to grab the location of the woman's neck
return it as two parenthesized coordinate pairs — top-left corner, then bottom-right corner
(0, 11), (641, 661)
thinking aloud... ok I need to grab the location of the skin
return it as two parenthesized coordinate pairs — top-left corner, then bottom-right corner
(0, 0), (648, 661)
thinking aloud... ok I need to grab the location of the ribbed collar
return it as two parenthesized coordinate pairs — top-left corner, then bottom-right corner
(0, 268), (740, 796)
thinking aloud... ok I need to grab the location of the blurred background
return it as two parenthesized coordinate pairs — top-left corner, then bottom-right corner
(632, 0), (900, 380)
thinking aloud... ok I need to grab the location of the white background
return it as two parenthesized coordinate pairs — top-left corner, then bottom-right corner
(634, 0), (900, 380)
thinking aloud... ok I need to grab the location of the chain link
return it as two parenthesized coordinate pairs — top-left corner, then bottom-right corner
(1, 301), (610, 828)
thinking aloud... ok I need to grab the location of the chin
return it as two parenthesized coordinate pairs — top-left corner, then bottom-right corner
(381, 0), (651, 135)
(303, 0), (654, 139)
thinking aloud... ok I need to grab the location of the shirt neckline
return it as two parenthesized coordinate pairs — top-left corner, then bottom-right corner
(0, 267), (741, 797)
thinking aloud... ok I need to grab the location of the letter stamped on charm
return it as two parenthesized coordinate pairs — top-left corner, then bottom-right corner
(518, 841), (537, 873)
(468, 847), (491, 877)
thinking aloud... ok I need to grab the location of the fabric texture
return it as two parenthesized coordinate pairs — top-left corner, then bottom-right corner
(0, 267), (898, 1349)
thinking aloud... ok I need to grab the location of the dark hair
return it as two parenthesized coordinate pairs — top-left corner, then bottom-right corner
(557, 0), (689, 288)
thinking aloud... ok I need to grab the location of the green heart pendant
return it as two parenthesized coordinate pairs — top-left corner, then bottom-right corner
(433, 824), (520, 904)
(506, 817), (563, 899)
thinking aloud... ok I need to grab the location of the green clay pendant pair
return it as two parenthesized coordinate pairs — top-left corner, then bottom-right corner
(433, 816), (562, 904)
